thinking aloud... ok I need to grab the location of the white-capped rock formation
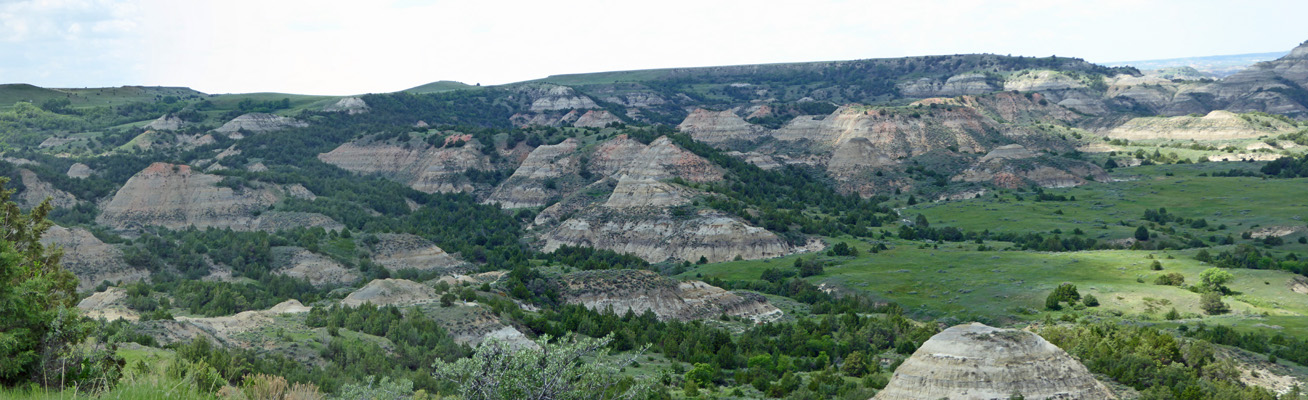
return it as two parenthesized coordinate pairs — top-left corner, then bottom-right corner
(873, 323), (1114, 400)
(66, 163), (93, 179)
(323, 97), (369, 114)
(144, 113), (187, 131)
(341, 278), (437, 307)
(214, 113), (308, 135)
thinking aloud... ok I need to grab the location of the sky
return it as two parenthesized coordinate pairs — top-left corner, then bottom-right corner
(2, 0), (1306, 95)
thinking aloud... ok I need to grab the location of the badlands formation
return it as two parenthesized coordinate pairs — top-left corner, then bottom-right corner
(874, 323), (1114, 400)
(96, 162), (341, 231)
(559, 269), (783, 323)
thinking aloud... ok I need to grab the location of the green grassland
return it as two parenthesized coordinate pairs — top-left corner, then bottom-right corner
(0, 84), (207, 109)
(911, 168), (1308, 243)
(690, 169), (1308, 337)
(405, 80), (480, 94)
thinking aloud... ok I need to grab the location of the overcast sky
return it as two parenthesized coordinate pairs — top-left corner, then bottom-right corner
(2, 0), (1305, 95)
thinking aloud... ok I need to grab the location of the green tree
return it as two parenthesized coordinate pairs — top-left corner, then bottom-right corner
(1, 179), (114, 388)
(1199, 268), (1234, 292)
(432, 334), (650, 400)
(841, 351), (868, 377)
(1134, 226), (1150, 241)
(1200, 291), (1230, 315)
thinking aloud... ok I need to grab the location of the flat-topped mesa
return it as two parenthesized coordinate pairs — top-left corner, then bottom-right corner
(322, 97), (369, 114)
(318, 136), (494, 194)
(677, 108), (767, 145)
(558, 269), (782, 323)
(144, 113), (187, 131)
(873, 323), (1115, 400)
(483, 138), (580, 208)
(214, 113), (308, 136)
(1106, 110), (1299, 140)
(95, 162), (341, 231)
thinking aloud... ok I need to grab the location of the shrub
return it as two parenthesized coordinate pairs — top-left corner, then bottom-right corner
(1200, 292), (1230, 315)
(1154, 273), (1185, 286)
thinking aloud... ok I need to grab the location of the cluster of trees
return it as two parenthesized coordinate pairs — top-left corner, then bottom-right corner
(1040, 322), (1278, 400)
(542, 245), (650, 271)
(1260, 152), (1308, 177)
(520, 301), (931, 398)
(647, 131), (896, 243)
(1182, 324), (1308, 368)
(305, 303), (471, 374)
(0, 184), (123, 391)
(1202, 244), (1307, 276)
(1044, 283), (1096, 310)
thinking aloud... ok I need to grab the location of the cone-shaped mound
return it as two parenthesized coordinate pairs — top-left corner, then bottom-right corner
(873, 323), (1114, 400)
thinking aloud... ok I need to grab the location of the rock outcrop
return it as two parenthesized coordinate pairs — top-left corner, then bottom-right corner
(272, 246), (359, 287)
(369, 233), (464, 272)
(774, 106), (996, 155)
(322, 97), (369, 114)
(318, 137), (494, 194)
(41, 226), (146, 292)
(1106, 110), (1298, 140)
(169, 300), (312, 344)
(873, 323), (1114, 400)
(539, 135), (784, 262)
(898, 73), (998, 97)
(77, 287), (140, 321)
(214, 113), (308, 135)
(16, 169), (77, 209)
(96, 162), (340, 231)
(956, 146), (1105, 189)
(66, 163), (93, 178)
(678, 108), (767, 145)
(517, 84), (599, 112)
(484, 139), (580, 208)
(587, 135), (649, 176)
(144, 113), (187, 131)
(618, 137), (724, 182)
(543, 207), (791, 263)
(572, 110), (621, 128)
(342, 278), (437, 307)
(558, 269), (782, 322)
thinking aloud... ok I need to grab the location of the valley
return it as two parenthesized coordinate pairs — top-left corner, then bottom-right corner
(4, 39), (1308, 400)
